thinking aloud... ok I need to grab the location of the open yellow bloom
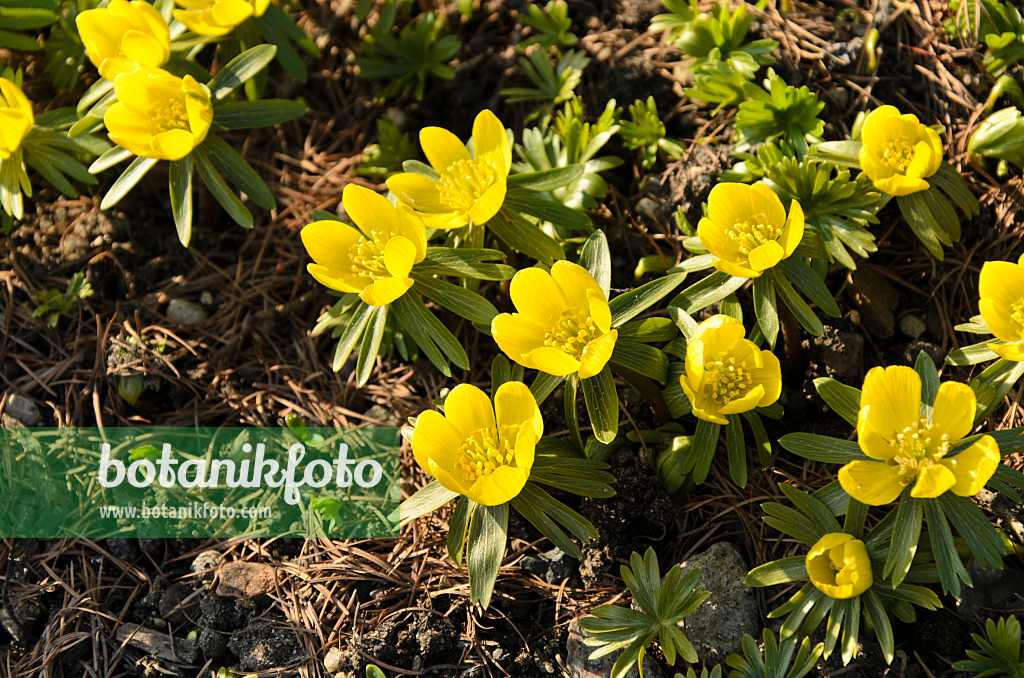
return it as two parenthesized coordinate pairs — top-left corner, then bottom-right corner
(806, 533), (873, 600)
(412, 382), (542, 506)
(301, 184), (427, 307)
(698, 183), (804, 278)
(173, 0), (270, 37)
(76, 0), (170, 82)
(105, 68), (213, 161)
(979, 253), (1024, 361)
(839, 366), (1000, 505)
(680, 315), (781, 425)
(386, 109), (511, 230)
(0, 78), (33, 160)
(491, 261), (617, 380)
(858, 105), (943, 197)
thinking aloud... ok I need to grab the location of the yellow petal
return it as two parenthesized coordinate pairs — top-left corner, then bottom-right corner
(720, 383), (765, 415)
(941, 435), (1000, 497)
(386, 172), (450, 214)
(306, 263), (364, 294)
(173, 8), (233, 35)
(491, 313), (547, 365)
(383, 235), (416, 278)
(301, 220), (363, 271)
(510, 266), (566, 323)
(466, 464), (528, 506)
(211, 0), (253, 27)
(120, 29), (169, 66)
(838, 460), (906, 506)
(931, 381), (976, 442)
(698, 215), (740, 261)
(472, 109), (511, 175)
(979, 298), (1019, 342)
(551, 260), (604, 309)
(523, 346), (581, 376)
(979, 260), (1024, 311)
(578, 330), (617, 379)
(905, 140), (936, 179)
(420, 126), (471, 172)
(874, 174), (929, 196)
(359, 276), (413, 306)
(990, 341), (1024, 361)
(513, 425), (537, 473)
(587, 289), (612, 333)
(394, 205), (428, 262)
(860, 105), (901, 150)
(694, 314), (745, 358)
(494, 381), (543, 439)
(778, 199), (804, 257)
(684, 339), (705, 393)
(712, 257), (760, 279)
(0, 110), (31, 157)
(343, 183), (402, 235)
(752, 349), (782, 406)
(910, 463), (956, 498)
(748, 239), (785, 272)
(468, 180), (505, 225)
(412, 409), (464, 473)
(150, 128), (195, 160)
(689, 394), (728, 425)
(707, 182), (755, 228)
(443, 384), (495, 438)
(749, 182), (787, 227)
(858, 366), (921, 448)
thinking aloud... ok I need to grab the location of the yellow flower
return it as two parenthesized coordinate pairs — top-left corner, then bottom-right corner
(806, 533), (873, 600)
(76, 0), (171, 82)
(412, 382), (542, 506)
(0, 78), (33, 160)
(839, 366), (1001, 506)
(491, 261), (617, 379)
(386, 109), (511, 230)
(173, 0), (270, 37)
(979, 253), (1024, 362)
(680, 314), (781, 425)
(301, 184), (427, 307)
(697, 183), (804, 279)
(858, 105), (943, 197)
(104, 68), (213, 161)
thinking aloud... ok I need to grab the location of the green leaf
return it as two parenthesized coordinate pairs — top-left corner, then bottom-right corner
(565, 374), (583, 451)
(201, 134), (275, 210)
(89, 146), (134, 174)
(447, 497), (474, 566)
(689, 419), (720, 484)
(332, 301), (374, 371)
(169, 156), (194, 247)
(530, 371), (564, 405)
(725, 414), (747, 488)
(946, 340), (1001, 366)
(391, 293), (452, 376)
(778, 258), (840, 317)
(486, 208), (564, 265)
(753, 274), (779, 347)
(923, 498), (969, 598)
(411, 273), (499, 324)
(862, 591), (894, 665)
(414, 247), (515, 281)
(744, 556), (807, 587)
(884, 493), (922, 588)
(467, 502), (508, 609)
(897, 192), (949, 260)
(515, 482), (600, 548)
(914, 351), (940, 407)
(938, 492), (1005, 569)
(671, 271), (746, 314)
(100, 156), (158, 210)
(403, 293), (470, 371)
(778, 433), (862, 464)
(507, 164), (584, 191)
(743, 410), (772, 467)
(391, 480), (458, 526)
(207, 44), (278, 102)
(769, 267), (823, 336)
(812, 378), (860, 426)
(502, 189), (591, 230)
(579, 230), (612, 297)
(581, 366), (619, 443)
(355, 305), (387, 386)
(192, 147), (253, 228)
(609, 273), (688, 326)
(609, 341), (668, 383)
(616, 317), (677, 343)
(212, 99), (307, 130)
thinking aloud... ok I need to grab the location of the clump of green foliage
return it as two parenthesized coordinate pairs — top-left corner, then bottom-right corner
(33, 272), (93, 327)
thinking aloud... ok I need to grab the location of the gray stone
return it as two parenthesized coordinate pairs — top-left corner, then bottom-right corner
(565, 619), (665, 678)
(4, 394), (41, 426)
(899, 313), (928, 339)
(191, 550), (222, 580)
(324, 646), (344, 673)
(520, 548), (576, 585)
(677, 542), (759, 663)
(166, 298), (208, 325)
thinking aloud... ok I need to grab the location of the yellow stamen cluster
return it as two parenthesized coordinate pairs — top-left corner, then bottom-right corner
(438, 159), (499, 212)
(726, 215), (782, 258)
(1010, 298), (1024, 340)
(347, 230), (395, 280)
(149, 99), (189, 134)
(703, 357), (753, 403)
(882, 137), (915, 173)
(885, 417), (950, 485)
(454, 425), (518, 482)
(543, 307), (598, 358)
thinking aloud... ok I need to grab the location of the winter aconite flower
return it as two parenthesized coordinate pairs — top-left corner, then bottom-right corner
(839, 366), (1000, 505)
(412, 382), (542, 506)
(301, 184), (427, 307)
(806, 533), (873, 600)
(173, 0), (270, 37)
(491, 261), (617, 379)
(858, 105), (943, 197)
(0, 78), (33, 160)
(979, 253), (1024, 361)
(680, 314), (781, 425)
(76, 0), (171, 82)
(387, 109), (511, 230)
(698, 183), (804, 278)
(104, 68), (213, 161)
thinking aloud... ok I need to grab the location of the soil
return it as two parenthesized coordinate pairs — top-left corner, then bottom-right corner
(2, 0), (1024, 677)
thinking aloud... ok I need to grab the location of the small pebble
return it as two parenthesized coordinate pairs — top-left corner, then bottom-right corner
(4, 394), (41, 426)
(166, 299), (208, 325)
(324, 646), (344, 673)
(899, 313), (927, 339)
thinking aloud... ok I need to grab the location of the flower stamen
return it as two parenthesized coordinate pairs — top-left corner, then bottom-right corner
(702, 357), (753, 403)
(885, 416), (951, 485)
(1010, 298), (1024, 340)
(882, 136), (916, 173)
(543, 306), (599, 358)
(437, 158), (499, 212)
(725, 213), (783, 261)
(454, 424), (519, 482)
